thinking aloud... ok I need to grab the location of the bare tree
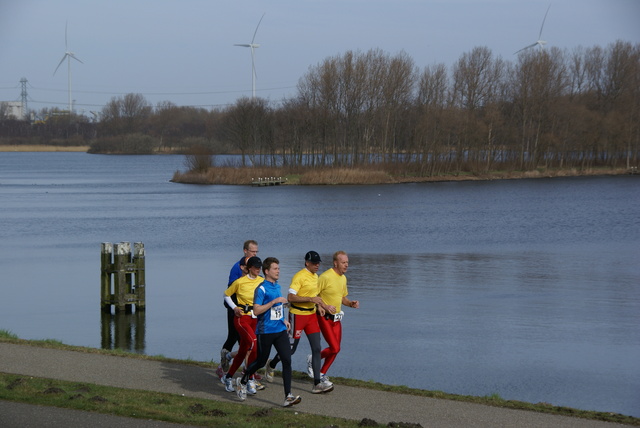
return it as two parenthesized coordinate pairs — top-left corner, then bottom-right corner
(508, 47), (568, 169)
(296, 49), (417, 167)
(450, 46), (505, 171)
(415, 63), (449, 175)
(99, 93), (151, 136)
(222, 97), (271, 166)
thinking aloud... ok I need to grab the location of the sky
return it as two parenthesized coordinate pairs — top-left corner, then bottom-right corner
(1, 0), (638, 115)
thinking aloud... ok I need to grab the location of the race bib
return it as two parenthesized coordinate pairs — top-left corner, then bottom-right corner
(270, 304), (284, 321)
(333, 311), (344, 322)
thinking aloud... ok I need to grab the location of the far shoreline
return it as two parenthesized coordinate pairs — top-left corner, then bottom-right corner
(0, 145), (90, 152)
(2, 145), (635, 185)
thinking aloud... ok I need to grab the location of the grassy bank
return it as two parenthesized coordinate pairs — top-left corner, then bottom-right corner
(172, 165), (635, 185)
(0, 145), (90, 152)
(0, 373), (347, 427)
(1, 331), (638, 426)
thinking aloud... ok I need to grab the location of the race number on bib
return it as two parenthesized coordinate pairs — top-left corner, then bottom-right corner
(333, 311), (344, 322)
(270, 304), (284, 321)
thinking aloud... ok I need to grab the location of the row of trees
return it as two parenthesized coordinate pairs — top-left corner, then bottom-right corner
(2, 41), (638, 174)
(275, 41), (638, 172)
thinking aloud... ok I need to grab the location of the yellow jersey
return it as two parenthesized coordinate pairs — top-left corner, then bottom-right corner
(317, 268), (348, 312)
(288, 268), (319, 315)
(225, 274), (263, 308)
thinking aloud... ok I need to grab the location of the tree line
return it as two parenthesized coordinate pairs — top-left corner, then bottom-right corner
(1, 41), (638, 175)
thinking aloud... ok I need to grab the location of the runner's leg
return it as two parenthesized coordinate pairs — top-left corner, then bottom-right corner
(318, 314), (342, 375)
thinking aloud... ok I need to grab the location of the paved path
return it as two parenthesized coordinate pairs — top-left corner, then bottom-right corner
(0, 342), (626, 427)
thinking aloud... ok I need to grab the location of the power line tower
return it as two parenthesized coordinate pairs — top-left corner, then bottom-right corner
(20, 77), (28, 120)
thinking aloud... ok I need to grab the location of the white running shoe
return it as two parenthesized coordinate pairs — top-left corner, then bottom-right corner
(236, 377), (247, 401)
(306, 354), (314, 378)
(311, 379), (334, 394)
(223, 376), (234, 393)
(320, 374), (333, 386)
(283, 393), (302, 407)
(253, 379), (265, 391)
(265, 358), (275, 382)
(220, 348), (230, 372)
(247, 379), (257, 395)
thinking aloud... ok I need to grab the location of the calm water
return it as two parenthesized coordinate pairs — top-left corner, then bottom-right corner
(1, 152), (639, 417)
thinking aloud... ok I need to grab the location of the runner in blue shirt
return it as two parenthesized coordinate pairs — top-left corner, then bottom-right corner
(236, 257), (301, 407)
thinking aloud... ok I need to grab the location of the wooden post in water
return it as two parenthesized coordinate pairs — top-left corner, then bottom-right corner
(114, 242), (130, 312)
(133, 242), (146, 310)
(100, 242), (113, 310)
(100, 241), (146, 313)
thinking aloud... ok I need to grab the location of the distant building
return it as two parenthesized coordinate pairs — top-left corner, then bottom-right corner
(1, 101), (25, 120)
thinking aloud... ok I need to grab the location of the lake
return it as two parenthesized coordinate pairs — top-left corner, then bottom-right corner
(0, 152), (638, 417)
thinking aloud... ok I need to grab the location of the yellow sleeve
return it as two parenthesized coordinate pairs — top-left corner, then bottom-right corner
(225, 280), (239, 297)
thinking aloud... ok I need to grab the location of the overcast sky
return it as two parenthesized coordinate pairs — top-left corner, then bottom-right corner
(1, 0), (638, 114)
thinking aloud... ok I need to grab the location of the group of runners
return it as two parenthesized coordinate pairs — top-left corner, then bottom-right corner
(216, 240), (360, 408)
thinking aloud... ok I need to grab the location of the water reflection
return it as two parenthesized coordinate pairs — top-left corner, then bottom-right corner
(100, 310), (146, 353)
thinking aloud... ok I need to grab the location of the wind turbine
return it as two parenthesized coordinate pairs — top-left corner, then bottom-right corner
(234, 13), (265, 99)
(53, 22), (83, 113)
(514, 4), (551, 54)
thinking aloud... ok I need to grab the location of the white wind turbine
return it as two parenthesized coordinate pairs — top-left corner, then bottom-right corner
(53, 22), (83, 113)
(234, 13), (265, 99)
(514, 4), (551, 54)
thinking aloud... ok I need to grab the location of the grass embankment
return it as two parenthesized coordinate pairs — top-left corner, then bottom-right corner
(1, 331), (638, 426)
(171, 166), (631, 185)
(172, 165), (634, 185)
(172, 166), (393, 185)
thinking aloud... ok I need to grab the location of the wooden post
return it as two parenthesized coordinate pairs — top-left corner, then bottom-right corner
(100, 241), (146, 313)
(114, 242), (130, 313)
(133, 242), (146, 310)
(100, 243), (113, 312)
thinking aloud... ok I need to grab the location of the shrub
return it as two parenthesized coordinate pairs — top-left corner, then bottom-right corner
(184, 145), (213, 173)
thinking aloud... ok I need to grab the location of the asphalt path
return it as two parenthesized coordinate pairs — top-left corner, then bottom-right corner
(0, 342), (626, 428)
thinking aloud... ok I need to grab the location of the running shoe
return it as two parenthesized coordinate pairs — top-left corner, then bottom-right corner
(265, 358), (275, 382)
(223, 376), (235, 393)
(320, 374), (333, 386)
(236, 377), (247, 401)
(306, 354), (314, 378)
(283, 393), (302, 407)
(215, 365), (225, 380)
(253, 379), (266, 390)
(311, 379), (334, 394)
(220, 348), (230, 372)
(247, 379), (257, 395)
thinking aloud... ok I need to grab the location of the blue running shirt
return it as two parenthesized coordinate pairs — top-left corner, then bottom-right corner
(254, 280), (287, 335)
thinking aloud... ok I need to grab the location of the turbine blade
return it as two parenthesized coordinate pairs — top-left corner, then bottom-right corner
(251, 13), (265, 44)
(234, 44), (251, 47)
(69, 53), (84, 64)
(53, 54), (68, 75)
(514, 43), (537, 55)
(65, 21), (68, 49)
(538, 4), (551, 40)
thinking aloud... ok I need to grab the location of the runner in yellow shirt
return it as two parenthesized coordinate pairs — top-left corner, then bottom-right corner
(316, 251), (359, 385)
(220, 256), (264, 396)
(289, 251), (334, 393)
